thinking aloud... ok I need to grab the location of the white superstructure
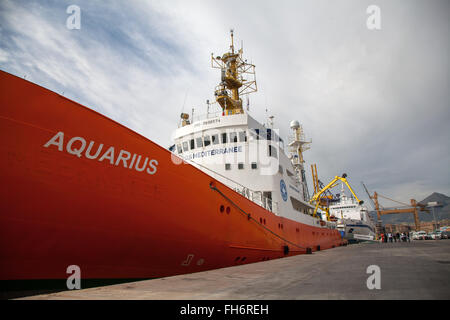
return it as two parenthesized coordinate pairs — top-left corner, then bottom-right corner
(170, 31), (337, 230)
(329, 184), (376, 241)
(171, 112), (335, 229)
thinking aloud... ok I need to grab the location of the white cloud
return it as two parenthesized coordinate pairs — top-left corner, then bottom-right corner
(0, 48), (9, 62)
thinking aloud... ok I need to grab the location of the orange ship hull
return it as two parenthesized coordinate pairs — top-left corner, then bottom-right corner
(0, 70), (344, 281)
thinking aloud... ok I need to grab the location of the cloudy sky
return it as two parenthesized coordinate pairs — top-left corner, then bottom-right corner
(1, 0), (449, 207)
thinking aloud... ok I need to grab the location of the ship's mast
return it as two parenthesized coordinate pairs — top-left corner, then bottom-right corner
(289, 120), (312, 201)
(340, 183), (347, 201)
(211, 30), (257, 115)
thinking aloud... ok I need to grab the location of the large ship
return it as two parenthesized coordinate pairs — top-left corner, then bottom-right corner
(330, 184), (376, 242)
(0, 32), (344, 282)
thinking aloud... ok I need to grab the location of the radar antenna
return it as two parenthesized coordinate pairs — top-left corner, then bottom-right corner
(211, 30), (257, 115)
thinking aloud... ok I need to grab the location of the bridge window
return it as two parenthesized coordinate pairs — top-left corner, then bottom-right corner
(239, 131), (247, 142)
(230, 132), (238, 143)
(190, 139), (195, 150)
(238, 163), (244, 170)
(212, 134), (219, 145)
(204, 135), (211, 147)
(196, 137), (203, 148)
(177, 144), (182, 154)
(251, 162), (258, 169)
(221, 133), (228, 144)
(268, 145), (278, 158)
(225, 163), (231, 170)
(254, 129), (260, 140)
(182, 141), (189, 152)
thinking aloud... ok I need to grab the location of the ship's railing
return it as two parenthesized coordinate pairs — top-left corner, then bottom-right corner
(187, 159), (279, 215)
(191, 111), (223, 123)
(325, 220), (337, 229)
(190, 108), (247, 124)
(233, 186), (279, 215)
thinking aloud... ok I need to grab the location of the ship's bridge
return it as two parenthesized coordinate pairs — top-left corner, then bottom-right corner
(173, 112), (283, 150)
(169, 31), (323, 227)
(171, 112), (319, 225)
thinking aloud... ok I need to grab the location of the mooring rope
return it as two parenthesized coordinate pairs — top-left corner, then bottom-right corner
(209, 183), (309, 251)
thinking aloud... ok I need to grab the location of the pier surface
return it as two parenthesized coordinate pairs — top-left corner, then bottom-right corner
(18, 241), (450, 300)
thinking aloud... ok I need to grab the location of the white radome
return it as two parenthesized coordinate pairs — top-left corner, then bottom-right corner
(290, 120), (300, 130)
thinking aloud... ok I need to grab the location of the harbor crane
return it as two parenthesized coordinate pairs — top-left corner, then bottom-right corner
(310, 173), (363, 220)
(361, 182), (429, 232)
(310, 164), (338, 207)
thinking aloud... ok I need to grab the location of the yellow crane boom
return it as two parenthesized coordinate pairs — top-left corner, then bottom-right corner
(372, 192), (428, 231)
(309, 173), (363, 218)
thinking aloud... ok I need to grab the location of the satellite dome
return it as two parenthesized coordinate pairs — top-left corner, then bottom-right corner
(290, 120), (300, 129)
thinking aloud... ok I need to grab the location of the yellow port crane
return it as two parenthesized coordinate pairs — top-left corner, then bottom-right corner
(361, 182), (429, 232)
(372, 192), (428, 231)
(309, 173), (363, 220)
(310, 164), (337, 209)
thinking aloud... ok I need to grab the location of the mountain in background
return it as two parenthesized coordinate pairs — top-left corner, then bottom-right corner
(369, 192), (450, 224)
